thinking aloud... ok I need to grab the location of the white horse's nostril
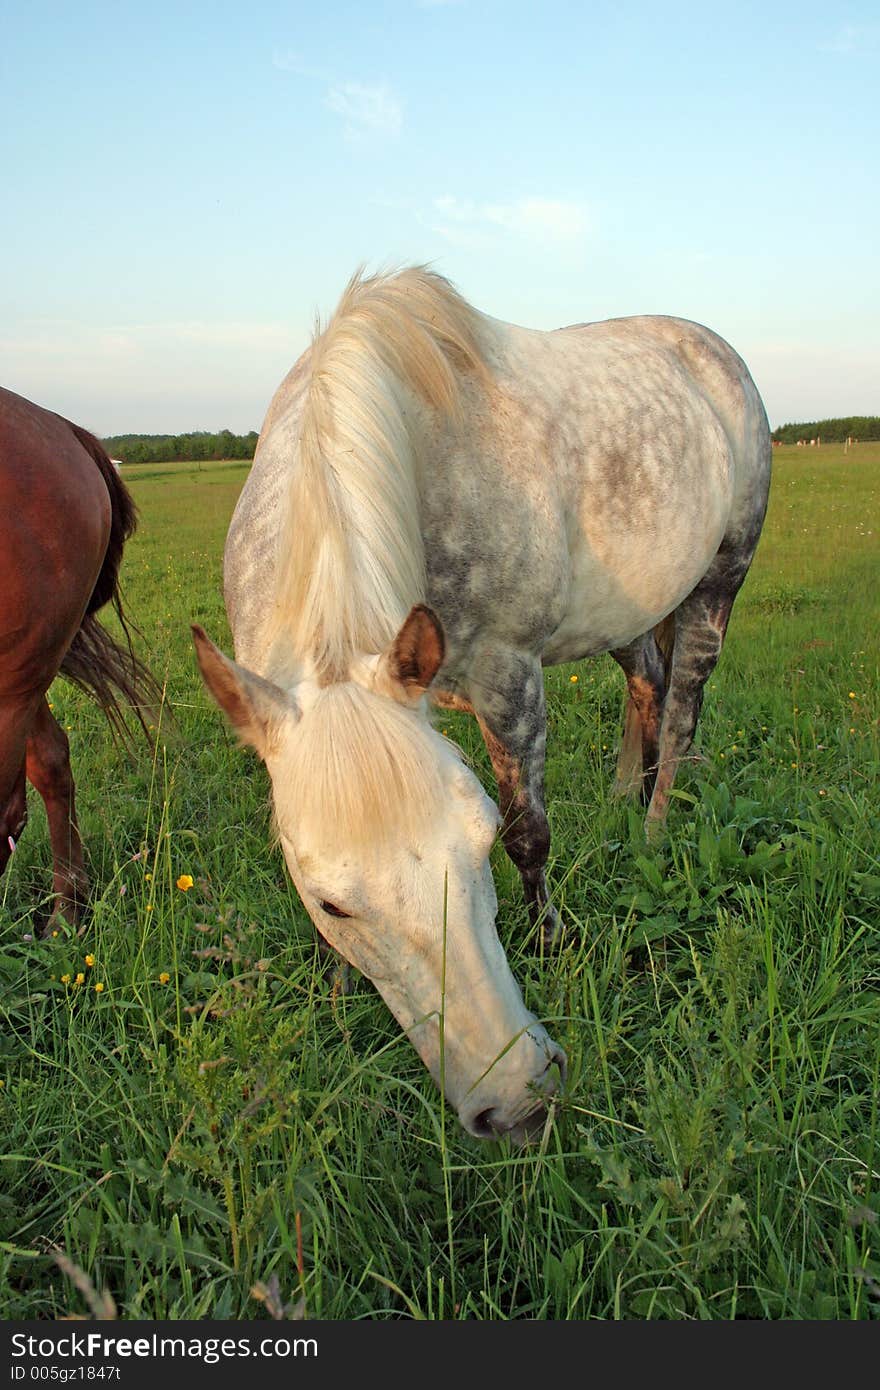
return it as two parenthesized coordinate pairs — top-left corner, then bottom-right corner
(463, 1037), (567, 1141)
(469, 1104), (546, 1142)
(470, 1108), (500, 1140)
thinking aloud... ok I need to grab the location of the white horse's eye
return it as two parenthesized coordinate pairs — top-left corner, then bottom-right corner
(319, 899), (351, 919)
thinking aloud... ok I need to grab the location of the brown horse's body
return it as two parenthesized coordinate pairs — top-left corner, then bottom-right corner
(0, 387), (153, 925)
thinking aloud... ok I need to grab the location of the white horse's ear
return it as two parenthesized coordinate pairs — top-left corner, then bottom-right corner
(191, 625), (298, 758)
(375, 604), (446, 706)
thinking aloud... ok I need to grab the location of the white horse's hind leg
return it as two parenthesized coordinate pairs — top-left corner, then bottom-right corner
(644, 540), (754, 831)
(613, 697), (645, 800)
(642, 362), (770, 830)
(645, 593), (732, 831)
(610, 620), (672, 802)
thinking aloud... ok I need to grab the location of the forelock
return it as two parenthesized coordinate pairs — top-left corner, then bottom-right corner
(274, 682), (450, 850)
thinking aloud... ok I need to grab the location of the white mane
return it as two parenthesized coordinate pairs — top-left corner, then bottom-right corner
(275, 681), (458, 851)
(271, 266), (491, 681)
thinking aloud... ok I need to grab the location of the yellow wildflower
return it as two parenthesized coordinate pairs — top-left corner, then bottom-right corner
(60, 974), (71, 984)
(75, 973), (85, 985)
(94, 982), (105, 993)
(176, 874), (194, 892)
(85, 954), (95, 968)
(159, 972), (170, 985)
(569, 674), (578, 683)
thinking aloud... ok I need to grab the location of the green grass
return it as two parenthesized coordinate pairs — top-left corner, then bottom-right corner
(1, 444), (878, 1320)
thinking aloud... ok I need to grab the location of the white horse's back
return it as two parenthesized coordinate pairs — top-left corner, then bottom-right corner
(227, 290), (768, 683)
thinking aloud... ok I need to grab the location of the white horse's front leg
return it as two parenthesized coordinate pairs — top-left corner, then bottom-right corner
(468, 649), (561, 948)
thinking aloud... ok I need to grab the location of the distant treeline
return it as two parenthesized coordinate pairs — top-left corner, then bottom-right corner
(104, 417), (880, 459)
(102, 430), (259, 464)
(772, 416), (880, 444)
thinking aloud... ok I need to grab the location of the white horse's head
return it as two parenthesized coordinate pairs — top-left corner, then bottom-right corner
(193, 606), (565, 1142)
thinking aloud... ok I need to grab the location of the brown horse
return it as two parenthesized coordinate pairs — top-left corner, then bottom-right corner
(0, 387), (155, 928)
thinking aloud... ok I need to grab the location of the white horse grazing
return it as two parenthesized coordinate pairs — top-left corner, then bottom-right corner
(193, 266), (771, 1141)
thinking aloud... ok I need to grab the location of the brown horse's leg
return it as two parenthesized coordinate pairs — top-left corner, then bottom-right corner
(0, 760), (28, 877)
(25, 699), (88, 928)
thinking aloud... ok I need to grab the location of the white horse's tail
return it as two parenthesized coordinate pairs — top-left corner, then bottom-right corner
(653, 612), (676, 687)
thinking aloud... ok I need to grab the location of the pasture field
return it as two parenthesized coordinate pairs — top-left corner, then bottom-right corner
(1, 443), (878, 1320)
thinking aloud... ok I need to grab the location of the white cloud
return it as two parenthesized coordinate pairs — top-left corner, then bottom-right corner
(324, 81), (403, 139)
(431, 195), (591, 245)
(273, 49), (402, 140)
(818, 24), (879, 54)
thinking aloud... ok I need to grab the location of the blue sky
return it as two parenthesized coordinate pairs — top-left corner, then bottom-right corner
(2, 0), (877, 434)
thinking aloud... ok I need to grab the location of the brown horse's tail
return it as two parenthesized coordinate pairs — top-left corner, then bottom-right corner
(58, 423), (161, 742)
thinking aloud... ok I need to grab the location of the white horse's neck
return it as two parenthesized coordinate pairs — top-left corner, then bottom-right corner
(261, 267), (491, 683)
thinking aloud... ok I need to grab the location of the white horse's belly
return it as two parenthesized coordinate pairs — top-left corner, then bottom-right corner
(542, 528), (721, 663)
(542, 463), (731, 664)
